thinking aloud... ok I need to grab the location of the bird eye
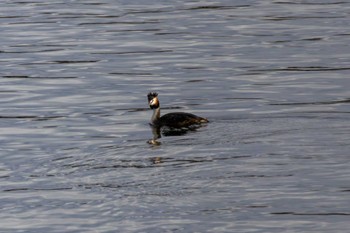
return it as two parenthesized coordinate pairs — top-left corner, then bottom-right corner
(150, 98), (159, 106)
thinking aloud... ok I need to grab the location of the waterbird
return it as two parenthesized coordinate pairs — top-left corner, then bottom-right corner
(147, 92), (208, 128)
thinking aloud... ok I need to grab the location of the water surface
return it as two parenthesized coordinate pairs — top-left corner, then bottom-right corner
(0, 0), (349, 232)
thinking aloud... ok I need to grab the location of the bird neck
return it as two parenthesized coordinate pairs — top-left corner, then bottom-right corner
(151, 107), (161, 125)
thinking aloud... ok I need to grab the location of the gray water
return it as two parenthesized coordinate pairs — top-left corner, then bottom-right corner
(1, 0), (350, 232)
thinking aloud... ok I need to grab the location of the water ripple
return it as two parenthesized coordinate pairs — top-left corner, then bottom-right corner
(0, 0), (349, 232)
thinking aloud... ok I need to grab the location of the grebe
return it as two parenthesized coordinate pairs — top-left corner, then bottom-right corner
(147, 92), (208, 128)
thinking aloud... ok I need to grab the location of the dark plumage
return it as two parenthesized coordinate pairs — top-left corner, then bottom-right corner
(156, 112), (208, 128)
(147, 92), (158, 102)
